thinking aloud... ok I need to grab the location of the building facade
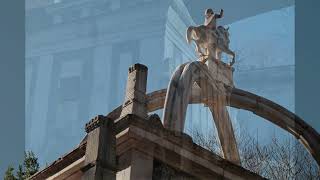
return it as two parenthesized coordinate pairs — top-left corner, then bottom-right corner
(26, 0), (196, 165)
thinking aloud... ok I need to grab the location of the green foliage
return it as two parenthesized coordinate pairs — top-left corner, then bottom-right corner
(3, 151), (39, 180)
(23, 151), (39, 178)
(4, 166), (17, 180)
(16, 165), (24, 180)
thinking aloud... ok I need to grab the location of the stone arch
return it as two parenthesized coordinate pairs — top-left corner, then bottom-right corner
(106, 62), (320, 166)
(145, 87), (320, 166)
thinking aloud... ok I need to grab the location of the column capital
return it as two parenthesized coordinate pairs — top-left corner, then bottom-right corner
(85, 115), (110, 133)
(129, 63), (148, 73)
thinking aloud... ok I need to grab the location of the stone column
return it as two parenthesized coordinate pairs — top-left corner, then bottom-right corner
(82, 115), (116, 180)
(120, 63), (148, 119)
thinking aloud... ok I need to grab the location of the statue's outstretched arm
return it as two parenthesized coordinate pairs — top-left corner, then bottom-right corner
(216, 9), (224, 18)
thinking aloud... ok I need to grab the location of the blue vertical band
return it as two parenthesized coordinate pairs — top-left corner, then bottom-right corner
(0, 0), (25, 177)
(296, 0), (320, 132)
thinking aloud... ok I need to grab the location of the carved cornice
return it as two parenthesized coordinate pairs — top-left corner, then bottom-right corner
(128, 63), (148, 73)
(85, 115), (110, 133)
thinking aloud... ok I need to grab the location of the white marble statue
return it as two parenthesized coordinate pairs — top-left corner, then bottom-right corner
(186, 8), (235, 66)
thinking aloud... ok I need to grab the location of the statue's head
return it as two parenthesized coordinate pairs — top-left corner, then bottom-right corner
(205, 8), (214, 18)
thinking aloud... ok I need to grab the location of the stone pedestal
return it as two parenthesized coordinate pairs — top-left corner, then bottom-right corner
(207, 59), (234, 87)
(114, 114), (263, 180)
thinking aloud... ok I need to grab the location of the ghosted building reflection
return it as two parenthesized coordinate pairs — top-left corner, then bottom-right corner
(26, 0), (294, 165)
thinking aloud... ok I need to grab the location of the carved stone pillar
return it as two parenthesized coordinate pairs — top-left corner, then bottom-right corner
(81, 115), (116, 180)
(120, 63), (148, 119)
